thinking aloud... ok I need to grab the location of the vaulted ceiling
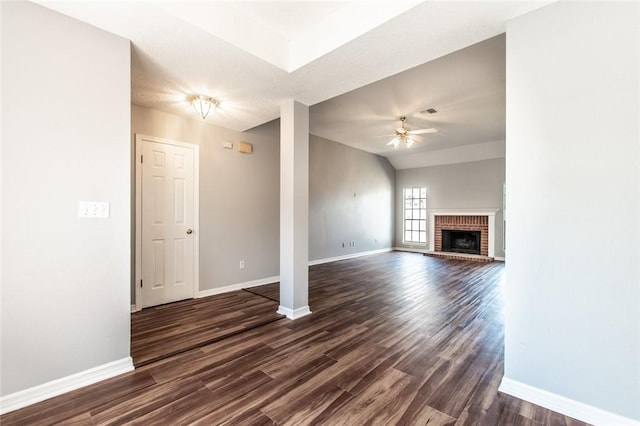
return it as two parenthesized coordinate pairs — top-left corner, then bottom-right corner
(34, 1), (552, 168)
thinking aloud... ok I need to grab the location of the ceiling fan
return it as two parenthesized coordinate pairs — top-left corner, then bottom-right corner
(386, 116), (437, 149)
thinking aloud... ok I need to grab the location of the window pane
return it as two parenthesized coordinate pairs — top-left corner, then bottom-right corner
(402, 187), (427, 244)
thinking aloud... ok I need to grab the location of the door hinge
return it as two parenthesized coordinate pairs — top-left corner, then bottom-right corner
(140, 279), (143, 288)
(140, 155), (143, 163)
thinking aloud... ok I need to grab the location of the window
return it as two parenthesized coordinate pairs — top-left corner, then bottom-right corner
(403, 187), (427, 243)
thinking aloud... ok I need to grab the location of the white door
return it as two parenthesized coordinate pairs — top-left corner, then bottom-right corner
(138, 136), (198, 308)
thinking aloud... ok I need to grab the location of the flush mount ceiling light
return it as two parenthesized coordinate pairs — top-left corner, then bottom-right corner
(190, 94), (220, 120)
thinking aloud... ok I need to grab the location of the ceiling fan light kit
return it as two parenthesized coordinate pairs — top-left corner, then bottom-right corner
(387, 115), (436, 149)
(190, 94), (220, 120)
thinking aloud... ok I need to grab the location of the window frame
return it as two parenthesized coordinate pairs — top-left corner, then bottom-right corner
(402, 187), (428, 245)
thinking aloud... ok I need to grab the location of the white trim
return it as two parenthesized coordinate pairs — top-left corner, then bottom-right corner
(130, 304), (137, 313)
(494, 256), (505, 262)
(428, 208), (500, 258)
(499, 378), (640, 426)
(134, 134), (200, 311)
(308, 248), (392, 266)
(277, 305), (312, 320)
(197, 275), (280, 298)
(195, 251), (396, 298)
(428, 208), (500, 216)
(134, 135), (142, 312)
(0, 357), (134, 415)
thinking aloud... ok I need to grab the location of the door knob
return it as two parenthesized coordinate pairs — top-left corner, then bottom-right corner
(186, 228), (193, 235)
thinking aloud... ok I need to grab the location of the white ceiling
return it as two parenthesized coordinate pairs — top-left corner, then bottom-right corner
(34, 0), (552, 168)
(229, 2), (351, 42)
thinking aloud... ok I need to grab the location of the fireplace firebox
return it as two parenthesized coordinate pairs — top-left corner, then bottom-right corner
(441, 230), (481, 255)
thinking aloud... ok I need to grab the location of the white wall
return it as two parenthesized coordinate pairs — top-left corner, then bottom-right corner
(504, 1), (639, 422)
(395, 158), (505, 255)
(309, 135), (395, 261)
(131, 106), (280, 294)
(1, 2), (131, 396)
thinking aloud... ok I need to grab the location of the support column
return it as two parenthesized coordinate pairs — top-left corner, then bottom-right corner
(278, 100), (311, 319)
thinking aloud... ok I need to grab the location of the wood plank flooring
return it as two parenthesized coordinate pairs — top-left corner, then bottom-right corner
(131, 290), (284, 366)
(1, 252), (591, 425)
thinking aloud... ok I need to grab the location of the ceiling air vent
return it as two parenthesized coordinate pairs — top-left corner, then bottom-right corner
(421, 108), (438, 114)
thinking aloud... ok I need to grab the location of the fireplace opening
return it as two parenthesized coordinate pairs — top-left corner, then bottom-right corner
(442, 230), (481, 255)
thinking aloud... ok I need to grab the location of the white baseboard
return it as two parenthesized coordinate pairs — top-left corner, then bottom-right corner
(392, 246), (431, 254)
(197, 275), (280, 298)
(130, 304), (137, 313)
(494, 256), (505, 261)
(308, 248), (392, 266)
(0, 357), (134, 415)
(277, 305), (312, 320)
(499, 377), (640, 426)
(195, 250), (396, 299)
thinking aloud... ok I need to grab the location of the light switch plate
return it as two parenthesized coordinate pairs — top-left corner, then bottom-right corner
(78, 201), (109, 218)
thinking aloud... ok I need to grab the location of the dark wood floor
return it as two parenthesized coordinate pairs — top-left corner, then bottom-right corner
(131, 290), (284, 366)
(1, 252), (590, 425)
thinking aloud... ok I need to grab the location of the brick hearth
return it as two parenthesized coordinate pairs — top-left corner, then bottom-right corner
(434, 215), (489, 257)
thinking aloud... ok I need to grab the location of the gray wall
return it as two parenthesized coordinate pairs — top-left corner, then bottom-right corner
(132, 112), (396, 296)
(505, 1), (639, 421)
(131, 106), (280, 294)
(1, 2), (131, 396)
(309, 135), (395, 261)
(394, 158), (505, 256)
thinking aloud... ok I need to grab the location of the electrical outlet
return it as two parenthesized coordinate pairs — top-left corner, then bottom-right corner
(239, 260), (245, 269)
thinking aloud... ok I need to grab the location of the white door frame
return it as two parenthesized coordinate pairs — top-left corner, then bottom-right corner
(134, 134), (200, 312)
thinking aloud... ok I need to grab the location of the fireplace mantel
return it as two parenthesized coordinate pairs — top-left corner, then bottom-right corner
(428, 209), (500, 257)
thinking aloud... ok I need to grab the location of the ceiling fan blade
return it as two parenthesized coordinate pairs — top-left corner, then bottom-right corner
(409, 128), (437, 135)
(386, 138), (400, 148)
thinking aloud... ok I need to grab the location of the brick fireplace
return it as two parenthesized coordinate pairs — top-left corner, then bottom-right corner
(434, 215), (489, 256)
(428, 209), (499, 258)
